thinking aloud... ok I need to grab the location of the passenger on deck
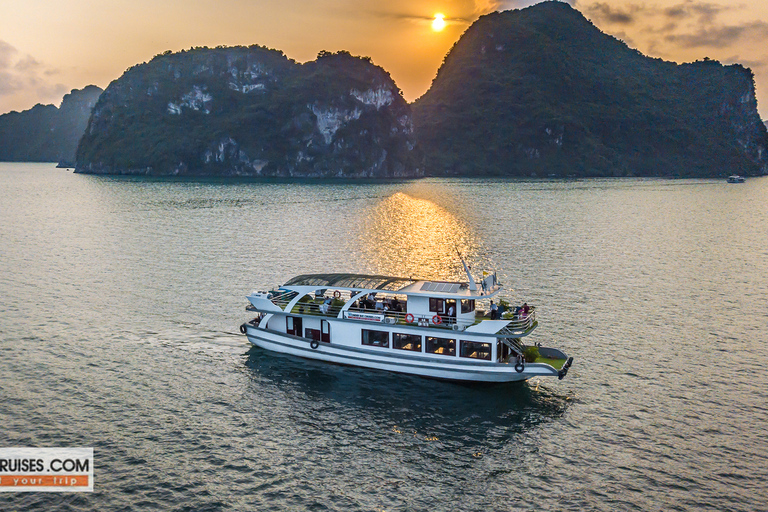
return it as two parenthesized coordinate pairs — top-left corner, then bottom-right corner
(391, 298), (402, 312)
(522, 303), (530, 317)
(490, 300), (498, 320)
(320, 296), (332, 314)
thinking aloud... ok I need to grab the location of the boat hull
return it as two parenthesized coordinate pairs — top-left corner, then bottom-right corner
(244, 325), (560, 383)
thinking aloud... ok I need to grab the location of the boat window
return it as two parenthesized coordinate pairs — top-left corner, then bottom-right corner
(393, 333), (422, 352)
(305, 328), (321, 342)
(429, 298), (445, 314)
(425, 336), (455, 356)
(461, 340), (491, 361)
(361, 329), (389, 348)
(461, 299), (475, 313)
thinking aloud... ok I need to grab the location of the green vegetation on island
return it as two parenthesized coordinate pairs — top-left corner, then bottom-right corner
(412, 2), (768, 177)
(76, 47), (419, 177)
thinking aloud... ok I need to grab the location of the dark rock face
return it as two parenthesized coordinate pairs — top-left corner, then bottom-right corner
(0, 85), (102, 164)
(412, 2), (768, 178)
(55, 86), (104, 166)
(76, 47), (420, 177)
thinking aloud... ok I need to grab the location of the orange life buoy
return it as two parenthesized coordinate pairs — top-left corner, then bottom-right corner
(432, 315), (442, 325)
(405, 313), (415, 323)
(333, 290), (341, 299)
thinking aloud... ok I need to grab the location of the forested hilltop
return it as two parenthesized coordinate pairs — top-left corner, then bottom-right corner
(76, 47), (419, 177)
(413, 2), (768, 178)
(0, 86), (102, 165)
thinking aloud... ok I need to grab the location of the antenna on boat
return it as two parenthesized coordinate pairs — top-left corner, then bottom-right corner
(455, 246), (477, 291)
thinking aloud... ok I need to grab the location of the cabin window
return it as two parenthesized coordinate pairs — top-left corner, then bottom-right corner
(305, 328), (321, 341)
(429, 298), (445, 314)
(461, 340), (492, 361)
(461, 299), (475, 313)
(393, 333), (421, 352)
(425, 336), (455, 356)
(361, 329), (389, 348)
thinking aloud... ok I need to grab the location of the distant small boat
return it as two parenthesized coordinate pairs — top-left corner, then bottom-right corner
(727, 175), (745, 183)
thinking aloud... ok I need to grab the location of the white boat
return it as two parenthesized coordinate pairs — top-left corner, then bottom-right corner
(240, 268), (573, 383)
(727, 175), (746, 183)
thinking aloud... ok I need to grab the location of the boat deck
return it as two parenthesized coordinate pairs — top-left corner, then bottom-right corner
(246, 292), (537, 336)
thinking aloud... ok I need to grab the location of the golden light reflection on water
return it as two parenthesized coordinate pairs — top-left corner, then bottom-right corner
(359, 192), (483, 280)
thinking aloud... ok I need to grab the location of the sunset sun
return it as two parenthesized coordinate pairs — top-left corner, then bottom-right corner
(431, 13), (446, 31)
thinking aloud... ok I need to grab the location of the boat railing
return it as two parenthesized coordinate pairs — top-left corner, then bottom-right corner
(346, 305), (413, 324)
(268, 290), (298, 310)
(499, 308), (536, 330)
(266, 290), (536, 334)
(344, 306), (470, 330)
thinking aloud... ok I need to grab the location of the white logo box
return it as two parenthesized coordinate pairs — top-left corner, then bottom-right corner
(0, 447), (93, 492)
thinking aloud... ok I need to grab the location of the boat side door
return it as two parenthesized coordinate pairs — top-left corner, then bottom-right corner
(287, 316), (303, 336)
(321, 319), (331, 343)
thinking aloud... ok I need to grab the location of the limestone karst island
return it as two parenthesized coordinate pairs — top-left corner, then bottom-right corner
(1, 2), (767, 178)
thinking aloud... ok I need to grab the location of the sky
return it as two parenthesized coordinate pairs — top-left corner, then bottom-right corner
(1, 0), (767, 119)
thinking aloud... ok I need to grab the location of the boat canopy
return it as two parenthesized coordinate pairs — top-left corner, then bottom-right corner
(284, 273), (423, 292)
(282, 272), (502, 299)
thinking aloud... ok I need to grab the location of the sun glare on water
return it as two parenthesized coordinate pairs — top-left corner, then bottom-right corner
(432, 13), (446, 31)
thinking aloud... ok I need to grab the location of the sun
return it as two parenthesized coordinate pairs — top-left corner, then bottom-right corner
(431, 13), (446, 32)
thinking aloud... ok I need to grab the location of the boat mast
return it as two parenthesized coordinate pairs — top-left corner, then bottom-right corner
(456, 247), (477, 291)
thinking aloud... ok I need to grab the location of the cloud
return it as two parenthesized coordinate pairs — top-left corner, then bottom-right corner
(663, 1), (727, 25)
(734, 56), (768, 70)
(14, 55), (42, 72)
(576, 1), (768, 51)
(0, 71), (22, 95)
(664, 21), (768, 48)
(583, 2), (642, 24)
(0, 39), (68, 111)
(0, 40), (18, 68)
(368, 0), (558, 27)
(375, 12), (472, 23)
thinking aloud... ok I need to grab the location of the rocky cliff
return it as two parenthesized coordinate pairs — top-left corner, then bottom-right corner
(412, 2), (768, 178)
(76, 47), (419, 177)
(0, 86), (102, 164)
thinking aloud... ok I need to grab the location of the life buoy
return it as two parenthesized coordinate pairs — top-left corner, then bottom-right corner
(333, 290), (341, 299)
(405, 313), (415, 323)
(515, 356), (525, 373)
(239, 323), (247, 334)
(432, 315), (442, 325)
(310, 339), (320, 349)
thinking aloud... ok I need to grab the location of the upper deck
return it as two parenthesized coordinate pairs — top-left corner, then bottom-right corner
(282, 272), (502, 299)
(247, 272), (536, 338)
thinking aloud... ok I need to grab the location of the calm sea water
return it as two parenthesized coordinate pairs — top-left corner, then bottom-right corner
(1, 163), (767, 511)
